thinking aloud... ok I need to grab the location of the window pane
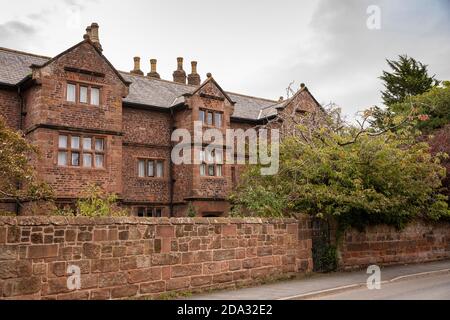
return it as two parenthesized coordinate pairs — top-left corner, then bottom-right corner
(67, 84), (76, 102)
(138, 160), (145, 177)
(95, 138), (104, 151)
(208, 165), (215, 177)
(95, 154), (104, 168)
(156, 161), (164, 178)
(147, 161), (154, 177)
(200, 164), (206, 176)
(199, 110), (205, 123)
(217, 165), (223, 177)
(80, 86), (88, 103)
(216, 150), (223, 164)
(83, 137), (92, 150)
(137, 207), (145, 217)
(71, 136), (80, 149)
(215, 113), (222, 127)
(58, 152), (68, 166)
(154, 208), (162, 218)
(71, 152), (80, 166)
(58, 135), (68, 149)
(207, 112), (213, 126)
(207, 150), (214, 163)
(199, 150), (205, 162)
(83, 154), (92, 168)
(91, 88), (100, 106)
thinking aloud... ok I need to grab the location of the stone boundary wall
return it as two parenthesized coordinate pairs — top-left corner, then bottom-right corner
(0, 216), (312, 300)
(338, 221), (450, 270)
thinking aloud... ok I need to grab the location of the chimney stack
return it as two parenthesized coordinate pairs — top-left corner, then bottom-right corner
(173, 57), (187, 84)
(188, 61), (201, 86)
(130, 57), (144, 75)
(147, 59), (161, 79)
(87, 23), (102, 51)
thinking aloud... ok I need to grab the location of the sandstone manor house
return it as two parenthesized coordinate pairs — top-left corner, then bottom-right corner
(0, 23), (322, 217)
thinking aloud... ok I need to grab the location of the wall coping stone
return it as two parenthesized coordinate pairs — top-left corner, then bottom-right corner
(0, 216), (306, 227)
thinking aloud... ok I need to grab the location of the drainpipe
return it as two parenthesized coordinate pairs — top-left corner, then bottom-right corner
(169, 108), (175, 217)
(16, 85), (25, 215)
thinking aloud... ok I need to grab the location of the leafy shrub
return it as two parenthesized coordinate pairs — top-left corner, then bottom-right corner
(186, 202), (197, 218)
(55, 184), (129, 217)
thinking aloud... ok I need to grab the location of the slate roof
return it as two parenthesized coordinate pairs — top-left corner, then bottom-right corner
(0, 47), (282, 121)
(0, 47), (49, 85)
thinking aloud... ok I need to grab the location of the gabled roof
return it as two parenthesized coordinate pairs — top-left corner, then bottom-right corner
(120, 71), (279, 120)
(0, 47), (49, 86)
(121, 72), (195, 107)
(191, 76), (236, 105)
(31, 39), (130, 87)
(0, 45), (305, 121)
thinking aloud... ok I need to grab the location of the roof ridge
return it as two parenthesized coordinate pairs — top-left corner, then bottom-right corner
(0, 47), (51, 60)
(226, 91), (278, 103)
(119, 70), (198, 88)
(120, 70), (278, 104)
(0, 46), (279, 105)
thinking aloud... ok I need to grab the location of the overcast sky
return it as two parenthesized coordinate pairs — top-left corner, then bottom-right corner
(0, 0), (449, 118)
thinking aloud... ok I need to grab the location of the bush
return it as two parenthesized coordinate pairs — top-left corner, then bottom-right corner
(232, 119), (450, 229)
(55, 184), (129, 217)
(186, 202), (197, 218)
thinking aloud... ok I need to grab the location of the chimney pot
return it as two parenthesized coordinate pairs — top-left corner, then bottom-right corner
(90, 23), (99, 42)
(147, 59), (161, 79)
(130, 56), (144, 76)
(85, 26), (92, 40)
(191, 61), (198, 74)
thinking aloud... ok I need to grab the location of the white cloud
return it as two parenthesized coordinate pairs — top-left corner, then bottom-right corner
(0, 0), (448, 119)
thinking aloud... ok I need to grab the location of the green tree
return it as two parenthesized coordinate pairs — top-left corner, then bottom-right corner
(231, 111), (449, 229)
(0, 117), (53, 214)
(380, 55), (439, 106)
(389, 81), (450, 132)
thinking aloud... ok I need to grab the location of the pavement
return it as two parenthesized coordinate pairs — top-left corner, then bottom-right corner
(188, 260), (450, 300)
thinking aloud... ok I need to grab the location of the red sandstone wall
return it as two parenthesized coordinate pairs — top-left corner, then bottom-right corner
(24, 42), (126, 133)
(0, 216), (312, 300)
(338, 221), (450, 270)
(0, 89), (21, 130)
(26, 128), (123, 198)
(121, 145), (171, 204)
(122, 107), (172, 146)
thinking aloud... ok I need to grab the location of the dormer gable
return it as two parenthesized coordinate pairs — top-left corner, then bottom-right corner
(191, 75), (235, 106)
(30, 39), (130, 98)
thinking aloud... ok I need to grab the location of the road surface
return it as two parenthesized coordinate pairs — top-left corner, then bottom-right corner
(312, 273), (450, 300)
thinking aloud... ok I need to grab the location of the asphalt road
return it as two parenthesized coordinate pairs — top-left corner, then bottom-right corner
(313, 273), (450, 300)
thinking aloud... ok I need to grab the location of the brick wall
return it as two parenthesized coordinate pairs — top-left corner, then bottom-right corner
(0, 88), (20, 130)
(0, 216), (312, 300)
(338, 221), (450, 270)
